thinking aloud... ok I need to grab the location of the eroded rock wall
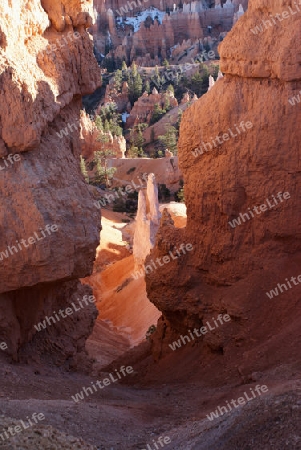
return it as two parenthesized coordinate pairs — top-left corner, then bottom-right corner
(125, 89), (178, 128)
(93, 0), (249, 64)
(0, 0), (102, 360)
(146, 0), (301, 363)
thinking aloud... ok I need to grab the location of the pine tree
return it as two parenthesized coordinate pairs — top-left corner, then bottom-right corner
(152, 65), (162, 90)
(127, 146), (144, 158)
(94, 150), (117, 186)
(95, 115), (104, 132)
(164, 94), (171, 112)
(134, 72), (142, 99)
(151, 103), (166, 124)
(166, 84), (174, 94)
(136, 130), (144, 149)
(158, 125), (178, 155)
(129, 124), (146, 150)
(95, 156), (105, 184)
(127, 62), (143, 104)
(144, 80), (150, 94)
(95, 104), (122, 137)
(104, 119), (110, 133)
(114, 69), (123, 91)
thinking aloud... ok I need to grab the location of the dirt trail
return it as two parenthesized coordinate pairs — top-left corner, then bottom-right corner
(0, 352), (301, 449)
(2, 208), (300, 449)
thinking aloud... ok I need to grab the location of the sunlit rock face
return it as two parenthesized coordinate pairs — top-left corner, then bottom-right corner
(145, 0), (301, 361)
(133, 174), (161, 271)
(80, 111), (126, 159)
(0, 0), (101, 361)
(125, 90), (178, 129)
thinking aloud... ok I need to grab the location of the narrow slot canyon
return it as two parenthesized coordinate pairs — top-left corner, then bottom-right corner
(83, 174), (187, 368)
(1, 0), (301, 449)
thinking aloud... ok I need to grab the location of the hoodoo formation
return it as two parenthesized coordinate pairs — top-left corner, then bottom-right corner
(93, 0), (249, 67)
(0, 0), (301, 448)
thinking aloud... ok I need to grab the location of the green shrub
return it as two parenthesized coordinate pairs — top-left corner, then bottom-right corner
(150, 103), (166, 125)
(175, 186), (185, 203)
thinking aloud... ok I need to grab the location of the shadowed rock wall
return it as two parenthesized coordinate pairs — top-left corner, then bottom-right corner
(0, 0), (102, 361)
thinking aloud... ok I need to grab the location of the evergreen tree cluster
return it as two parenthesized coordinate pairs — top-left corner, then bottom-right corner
(158, 125), (178, 155)
(112, 62), (143, 105)
(127, 123), (147, 157)
(95, 103), (122, 137)
(150, 91), (174, 125)
(93, 150), (117, 186)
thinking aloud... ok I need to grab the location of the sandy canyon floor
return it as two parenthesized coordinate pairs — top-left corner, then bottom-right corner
(1, 207), (301, 449)
(1, 348), (301, 449)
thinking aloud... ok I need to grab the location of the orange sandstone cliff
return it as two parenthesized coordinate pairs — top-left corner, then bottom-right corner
(0, 0), (101, 362)
(146, 0), (301, 374)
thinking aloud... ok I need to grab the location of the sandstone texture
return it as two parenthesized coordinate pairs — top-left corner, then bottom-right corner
(133, 174), (161, 270)
(0, 0), (101, 358)
(108, 156), (182, 192)
(103, 80), (130, 112)
(145, 0), (301, 371)
(143, 94), (197, 146)
(126, 89), (178, 128)
(80, 110), (126, 159)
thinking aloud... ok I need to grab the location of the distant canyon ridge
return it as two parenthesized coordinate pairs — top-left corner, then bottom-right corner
(92, 0), (249, 65)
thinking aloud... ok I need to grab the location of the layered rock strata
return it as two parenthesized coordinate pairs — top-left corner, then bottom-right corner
(108, 156), (182, 192)
(146, 0), (301, 364)
(0, 0), (101, 360)
(125, 88), (178, 128)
